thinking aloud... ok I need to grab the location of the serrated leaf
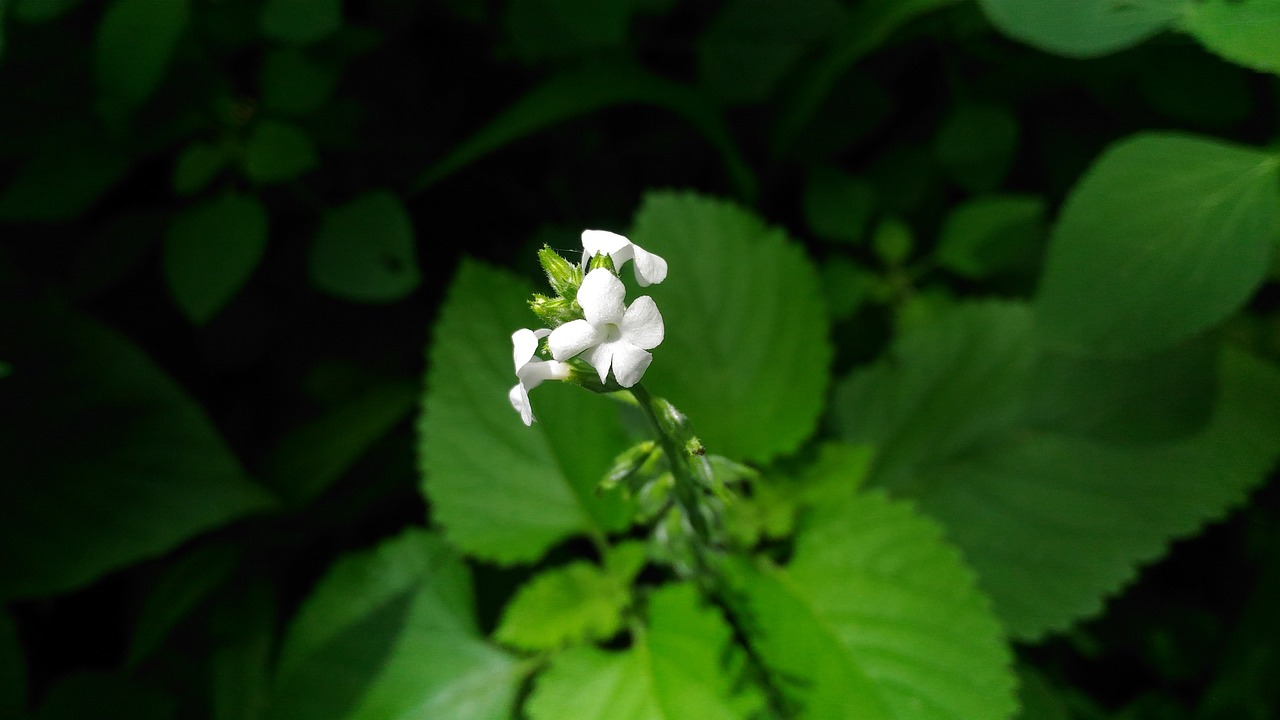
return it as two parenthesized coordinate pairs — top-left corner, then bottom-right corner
(802, 165), (875, 245)
(526, 583), (750, 720)
(419, 260), (633, 564)
(242, 120), (317, 185)
(262, 378), (418, 504)
(94, 0), (188, 122)
(0, 304), (275, 601)
(309, 191), (420, 303)
(830, 302), (1280, 640)
(976, 0), (1180, 58)
(172, 141), (229, 196)
(266, 530), (524, 720)
(936, 194), (1046, 280)
(697, 0), (846, 105)
(411, 62), (753, 200)
(260, 0), (341, 45)
(628, 191), (832, 464)
(494, 560), (630, 651)
(1036, 132), (1280, 357)
(934, 103), (1019, 193)
(164, 193), (268, 324)
(727, 491), (1016, 720)
(1183, 0), (1280, 75)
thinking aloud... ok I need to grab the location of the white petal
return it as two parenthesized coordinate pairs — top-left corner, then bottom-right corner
(610, 344), (653, 387)
(512, 328), (540, 371)
(620, 296), (664, 350)
(518, 359), (572, 388)
(586, 342), (615, 384)
(630, 245), (668, 286)
(577, 268), (626, 326)
(508, 383), (535, 426)
(581, 229), (630, 265)
(549, 319), (604, 361)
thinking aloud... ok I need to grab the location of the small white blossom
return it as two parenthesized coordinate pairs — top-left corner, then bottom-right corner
(549, 268), (664, 388)
(509, 328), (571, 426)
(581, 229), (668, 287)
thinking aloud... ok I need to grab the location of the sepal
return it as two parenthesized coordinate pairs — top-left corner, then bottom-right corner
(538, 245), (582, 299)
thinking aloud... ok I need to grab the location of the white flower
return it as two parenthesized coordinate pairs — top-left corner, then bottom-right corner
(549, 268), (664, 388)
(509, 328), (571, 426)
(581, 229), (668, 287)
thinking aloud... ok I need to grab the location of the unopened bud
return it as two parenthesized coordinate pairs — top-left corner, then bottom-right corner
(538, 245), (582, 299)
(529, 294), (580, 328)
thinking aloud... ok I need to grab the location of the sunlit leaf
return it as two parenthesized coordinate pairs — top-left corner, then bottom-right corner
(412, 62), (754, 200)
(0, 304), (275, 601)
(265, 529), (524, 720)
(727, 491), (1016, 719)
(1183, 0), (1280, 75)
(261, 377), (418, 504)
(309, 190), (420, 303)
(976, 0), (1180, 58)
(494, 560), (631, 651)
(831, 302), (1280, 640)
(629, 191), (832, 464)
(94, 0), (189, 121)
(242, 120), (317, 185)
(419, 260), (632, 564)
(260, 0), (341, 45)
(1036, 133), (1280, 357)
(163, 193), (268, 324)
(526, 583), (752, 720)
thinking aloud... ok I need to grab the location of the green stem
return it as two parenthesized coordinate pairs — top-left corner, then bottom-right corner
(629, 383), (712, 544)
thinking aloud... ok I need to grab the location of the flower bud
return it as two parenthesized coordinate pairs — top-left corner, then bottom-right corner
(587, 252), (617, 275)
(528, 294), (580, 328)
(537, 245), (582, 299)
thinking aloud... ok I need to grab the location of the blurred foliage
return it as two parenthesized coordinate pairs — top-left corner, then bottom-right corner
(1, 0), (1279, 718)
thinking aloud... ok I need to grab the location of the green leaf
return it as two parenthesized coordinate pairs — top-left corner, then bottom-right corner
(0, 304), (275, 601)
(1183, 0), (1280, 75)
(830, 302), (1280, 639)
(309, 191), (420, 303)
(260, 48), (336, 115)
(419, 260), (633, 564)
(934, 103), (1019, 193)
(494, 560), (631, 651)
(936, 194), (1046, 280)
(696, 0), (846, 105)
(976, 0), (1181, 58)
(411, 61), (754, 201)
(802, 165), (876, 245)
(504, 0), (642, 62)
(262, 378), (417, 504)
(628, 191), (833, 464)
(1036, 132), (1280, 357)
(266, 529), (524, 720)
(127, 541), (244, 668)
(0, 138), (132, 222)
(1016, 666), (1072, 720)
(94, 0), (189, 121)
(526, 583), (751, 720)
(726, 491), (1016, 719)
(0, 610), (25, 720)
(163, 193), (269, 324)
(172, 141), (230, 196)
(260, 0), (341, 45)
(34, 672), (173, 720)
(208, 573), (276, 720)
(242, 120), (317, 185)
(13, 0), (83, 23)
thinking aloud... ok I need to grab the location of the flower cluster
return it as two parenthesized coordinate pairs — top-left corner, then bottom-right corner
(509, 230), (667, 426)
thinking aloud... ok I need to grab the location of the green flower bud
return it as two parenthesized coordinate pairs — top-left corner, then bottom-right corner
(599, 440), (661, 494)
(537, 245), (582, 299)
(529, 293), (580, 328)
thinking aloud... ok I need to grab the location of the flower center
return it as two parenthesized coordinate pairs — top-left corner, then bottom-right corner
(603, 323), (623, 343)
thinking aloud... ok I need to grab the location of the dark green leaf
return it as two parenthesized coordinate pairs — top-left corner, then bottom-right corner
(242, 120), (317, 185)
(1036, 133), (1280, 357)
(934, 103), (1019, 193)
(0, 304), (275, 601)
(630, 191), (833, 464)
(802, 165), (875, 245)
(505, 0), (642, 62)
(0, 139), (131, 222)
(34, 672), (173, 720)
(163, 193), (269, 324)
(13, 0), (83, 22)
(309, 190), (420, 303)
(266, 530), (524, 720)
(208, 573), (277, 720)
(976, 0), (1180, 58)
(127, 541), (244, 668)
(94, 0), (189, 121)
(260, 48), (336, 115)
(727, 491), (1016, 719)
(172, 141), (230, 196)
(419, 260), (632, 564)
(260, 0), (341, 45)
(935, 194), (1046, 280)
